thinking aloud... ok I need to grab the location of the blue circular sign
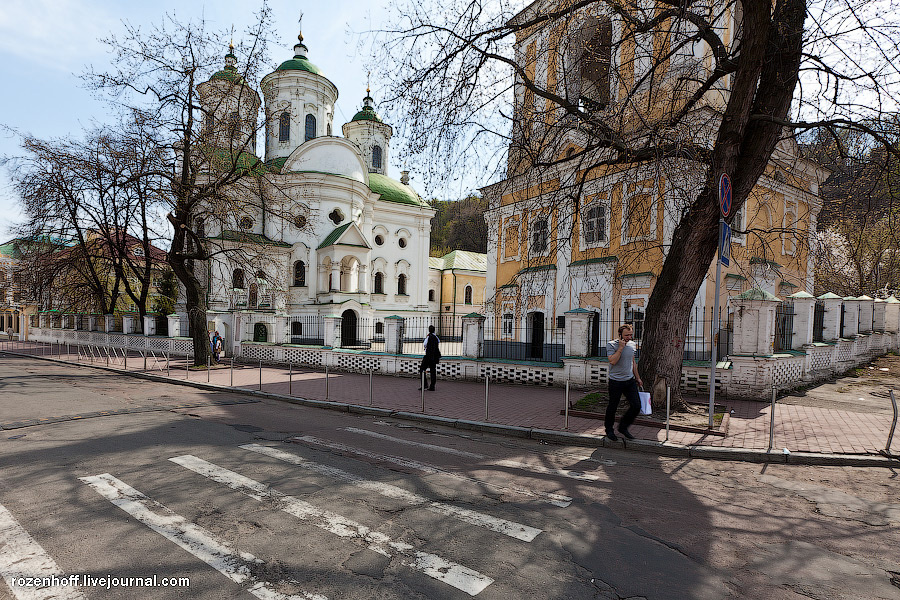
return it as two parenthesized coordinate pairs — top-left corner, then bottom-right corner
(719, 173), (732, 218)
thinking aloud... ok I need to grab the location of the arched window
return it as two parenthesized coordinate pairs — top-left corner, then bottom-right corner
(464, 285), (473, 305)
(279, 111), (290, 142)
(293, 260), (306, 287)
(397, 274), (407, 295)
(232, 269), (245, 290)
(327, 122), (332, 136)
(305, 114), (316, 142)
(372, 145), (382, 170)
(428, 289), (435, 302)
(374, 272), (384, 294)
(196, 218), (205, 239)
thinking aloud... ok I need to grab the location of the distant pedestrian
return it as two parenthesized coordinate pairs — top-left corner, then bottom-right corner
(212, 330), (223, 363)
(418, 325), (441, 391)
(605, 324), (643, 441)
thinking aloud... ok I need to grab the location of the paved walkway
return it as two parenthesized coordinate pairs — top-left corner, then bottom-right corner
(2, 340), (897, 456)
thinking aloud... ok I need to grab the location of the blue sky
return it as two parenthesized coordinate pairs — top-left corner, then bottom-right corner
(0, 0), (397, 239)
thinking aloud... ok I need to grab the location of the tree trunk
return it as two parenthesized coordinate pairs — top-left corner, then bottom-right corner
(640, 0), (807, 406)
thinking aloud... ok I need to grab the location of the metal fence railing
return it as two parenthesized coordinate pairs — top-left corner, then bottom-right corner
(813, 300), (825, 342)
(287, 315), (324, 346)
(401, 315), (463, 357)
(774, 302), (795, 353)
(483, 314), (565, 363)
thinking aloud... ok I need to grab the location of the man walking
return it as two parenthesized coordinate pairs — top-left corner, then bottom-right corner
(605, 324), (643, 440)
(419, 325), (441, 391)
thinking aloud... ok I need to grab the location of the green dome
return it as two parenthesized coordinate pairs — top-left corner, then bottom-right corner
(276, 51), (323, 75)
(210, 65), (245, 84)
(368, 173), (428, 207)
(351, 105), (383, 123)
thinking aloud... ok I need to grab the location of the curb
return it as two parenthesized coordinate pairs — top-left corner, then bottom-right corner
(4, 350), (899, 468)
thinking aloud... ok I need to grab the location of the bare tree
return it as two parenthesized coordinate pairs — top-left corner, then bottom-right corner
(79, 4), (304, 364)
(370, 0), (900, 404)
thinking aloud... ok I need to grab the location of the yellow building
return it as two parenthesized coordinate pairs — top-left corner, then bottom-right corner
(428, 250), (487, 336)
(480, 1), (829, 355)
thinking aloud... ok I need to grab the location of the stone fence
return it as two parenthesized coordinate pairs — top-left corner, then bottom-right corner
(23, 290), (900, 399)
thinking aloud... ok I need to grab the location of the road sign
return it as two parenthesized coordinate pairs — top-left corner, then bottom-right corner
(719, 173), (732, 218)
(720, 221), (731, 267)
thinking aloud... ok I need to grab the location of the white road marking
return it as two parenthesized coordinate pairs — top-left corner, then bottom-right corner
(171, 455), (493, 596)
(0, 502), (88, 600)
(343, 427), (612, 481)
(240, 443), (541, 542)
(79, 474), (324, 600)
(289, 435), (573, 508)
(341, 427), (487, 459)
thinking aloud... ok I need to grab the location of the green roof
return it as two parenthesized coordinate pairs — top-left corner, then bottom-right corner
(368, 173), (428, 207)
(789, 291), (815, 299)
(750, 256), (782, 270)
(0, 240), (22, 258)
(210, 65), (245, 85)
(264, 157), (288, 173)
(207, 230), (292, 247)
(737, 288), (780, 301)
(518, 264), (557, 274)
(203, 146), (266, 176)
(428, 256), (445, 270)
(569, 256), (617, 267)
(316, 222), (368, 250)
(440, 250), (487, 272)
(724, 273), (747, 280)
(276, 52), (323, 75)
(351, 105), (383, 124)
(817, 292), (842, 300)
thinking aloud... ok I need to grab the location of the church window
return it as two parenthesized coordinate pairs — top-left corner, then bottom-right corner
(328, 209), (344, 225)
(374, 272), (384, 294)
(240, 216), (254, 230)
(293, 215), (306, 229)
(232, 269), (245, 290)
(398, 238), (407, 249)
(397, 274), (407, 295)
(293, 261), (306, 287)
(305, 114), (316, 142)
(583, 203), (607, 244)
(196, 218), (205, 239)
(502, 313), (514, 336)
(372, 145), (382, 170)
(375, 321), (384, 334)
(279, 112), (290, 142)
(327, 123), (332, 136)
(464, 285), (473, 305)
(374, 234), (384, 246)
(428, 289), (435, 302)
(578, 16), (612, 108)
(531, 218), (549, 254)
(229, 111), (240, 131)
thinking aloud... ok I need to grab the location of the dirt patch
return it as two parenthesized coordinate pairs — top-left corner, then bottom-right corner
(778, 353), (900, 415)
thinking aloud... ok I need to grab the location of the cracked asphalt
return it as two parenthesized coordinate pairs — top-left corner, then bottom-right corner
(1, 353), (899, 599)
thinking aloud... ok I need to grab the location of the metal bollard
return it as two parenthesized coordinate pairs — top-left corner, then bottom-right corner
(665, 386), (671, 442)
(325, 365), (329, 400)
(564, 379), (570, 430)
(289, 362), (293, 395)
(230, 357), (234, 387)
(885, 390), (897, 456)
(66, 342), (69, 361)
(207, 356), (210, 382)
(124, 349), (127, 371)
(259, 360), (262, 391)
(768, 385), (776, 452)
(485, 374), (490, 422)
(369, 369), (373, 406)
(143, 351), (147, 371)
(185, 355), (189, 379)
(421, 371), (426, 413)
(166, 352), (170, 376)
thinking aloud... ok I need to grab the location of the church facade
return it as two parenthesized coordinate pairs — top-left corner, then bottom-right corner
(192, 30), (436, 348)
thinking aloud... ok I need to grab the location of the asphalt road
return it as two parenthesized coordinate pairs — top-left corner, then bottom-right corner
(1, 353), (899, 600)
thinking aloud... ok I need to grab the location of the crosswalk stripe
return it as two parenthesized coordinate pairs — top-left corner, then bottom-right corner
(0, 502), (88, 600)
(240, 443), (541, 542)
(171, 455), (493, 596)
(289, 435), (573, 508)
(342, 427), (613, 481)
(341, 427), (487, 458)
(80, 474), (324, 600)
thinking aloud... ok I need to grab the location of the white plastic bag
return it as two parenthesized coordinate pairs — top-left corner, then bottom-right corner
(639, 391), (652, 415)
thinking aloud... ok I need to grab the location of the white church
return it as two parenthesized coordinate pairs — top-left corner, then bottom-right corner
(192, 27), (438, 348)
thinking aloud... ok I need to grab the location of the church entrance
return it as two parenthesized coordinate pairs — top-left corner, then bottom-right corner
(253, 323), (268, 342)
(340, 310), (357, 347)
(528, 312), (544, 359)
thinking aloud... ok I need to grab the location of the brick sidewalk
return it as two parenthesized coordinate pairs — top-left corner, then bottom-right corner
(3, 340), (895, 455)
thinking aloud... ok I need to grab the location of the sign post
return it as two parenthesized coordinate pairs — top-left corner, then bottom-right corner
(710, 173), (732, 428)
